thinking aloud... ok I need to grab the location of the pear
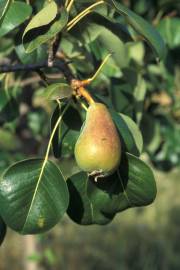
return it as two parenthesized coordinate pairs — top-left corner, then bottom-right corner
(74, 102), (121, 177)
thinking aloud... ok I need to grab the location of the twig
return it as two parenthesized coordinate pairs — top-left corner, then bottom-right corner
(0, 60), (74, 83)
(56, 52), (74, 83)
(35, 69), (49, 86)
(0, 61), (65, 73)
(48, 33), (62, 67)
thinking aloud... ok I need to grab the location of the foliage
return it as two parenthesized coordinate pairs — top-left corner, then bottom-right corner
(0, 0), (179, 247)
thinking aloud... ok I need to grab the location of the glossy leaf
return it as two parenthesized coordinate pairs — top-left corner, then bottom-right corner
(67, 172), (115, 225)
(120, 113), (143, 153)
(98, 27), (129, 68)
(71, 13), (131, 69)
(51, 105), (82, 158)
(67, 153), (156, 225)
(108, 0), (166, 59)
(43, 83), (73, 101)
(88, 153), (157, 215)
(0, 216), (6, 246)
(0, 1), (32, 37)
(0, 159), (69, 234)
(23, 1), (58, 38)
(0, 0), (12, 24)
(23, 8), (68, 53)
(110, 110), (143, 156)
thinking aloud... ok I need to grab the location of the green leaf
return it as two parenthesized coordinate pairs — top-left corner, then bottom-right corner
(125, 153), (157, 205)
(0, 159), (69, 234)
(120, 113), (143, 153)
(58, 157), (81, 180)
(67, 152), (156, 225)
(88, 153), (157, 215)
(0, 216), (6, 246)
(0, 1), (32, 37)
(127, 41), (145, 64)
(43, 83), (73, 101)
(15, 44), (48, 64)
(110, 82), (134, 117)
(67, 172), (115, 225)
(23, 1), (58, 38)
(140, 114), (161, 154)
(157, 17), (180, 49)
(0, 0), (12, 24)
(23, 8), (68, 53)
(0, 91), (19, 124)
(98, 27), (129, 68)
(108, 0), (166, 59)
(110, 110), (143, 156)
(0, 128), (20, 151)
(51, 105), (82, 158)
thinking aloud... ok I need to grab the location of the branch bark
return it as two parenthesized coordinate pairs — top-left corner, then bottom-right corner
(0, 58), (74, 83)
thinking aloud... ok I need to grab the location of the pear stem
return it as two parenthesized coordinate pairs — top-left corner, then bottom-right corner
(78, 87), (95, 105)
(69, 49), (111, 107)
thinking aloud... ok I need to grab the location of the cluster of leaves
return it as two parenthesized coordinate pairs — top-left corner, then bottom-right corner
(0, 0), (177, 246)
(132, 0), (180, 171)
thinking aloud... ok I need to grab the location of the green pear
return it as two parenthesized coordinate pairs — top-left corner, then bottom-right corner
(74, 102), (121, 177)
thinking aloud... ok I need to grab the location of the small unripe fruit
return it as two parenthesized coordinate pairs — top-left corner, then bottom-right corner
(74, 102), (121, 178)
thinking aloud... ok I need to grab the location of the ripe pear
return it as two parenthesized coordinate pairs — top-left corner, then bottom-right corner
(74, 102), (121, 177)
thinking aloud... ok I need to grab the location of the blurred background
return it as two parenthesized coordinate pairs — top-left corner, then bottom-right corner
(0, 0), (180, 269)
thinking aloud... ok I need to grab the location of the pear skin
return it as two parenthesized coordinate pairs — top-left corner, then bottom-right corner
(74, 102), (121, 176)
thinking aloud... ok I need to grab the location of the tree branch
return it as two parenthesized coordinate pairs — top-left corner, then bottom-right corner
(0, 59), (74, 84)
(48, 33), (62, 67)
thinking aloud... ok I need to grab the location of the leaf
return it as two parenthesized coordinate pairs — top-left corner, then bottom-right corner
(140, 114), (161, 154)
(124, 153), (157, 206)
(108, 0), (167, 59)
(23, 1), (58, 38)
(0, 91), (19, 124)
(58, 157), (81, 180)
(0, 1), (32, 37)
(88, 153), (157, 215)
(110, 110), (143, 156)
(128, 41), (145, 64)
(157, 17), (180, 49)
(23, 8), (68, 53)
(110, 82), (134, 116)
(15, 44), (48, 65)
(0, 0), (12, 24)
(51, 105), (82, 158)
(75, 19), (129, 68)
(120, 113), (143, 153)
(67, 172), (115, 225)
(43, 83), (73, 101)
(98, 26), (129, 68)
(67, 152), (156, 225)
(0, 216), (6, 246)
(0, 159), (69, 234)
